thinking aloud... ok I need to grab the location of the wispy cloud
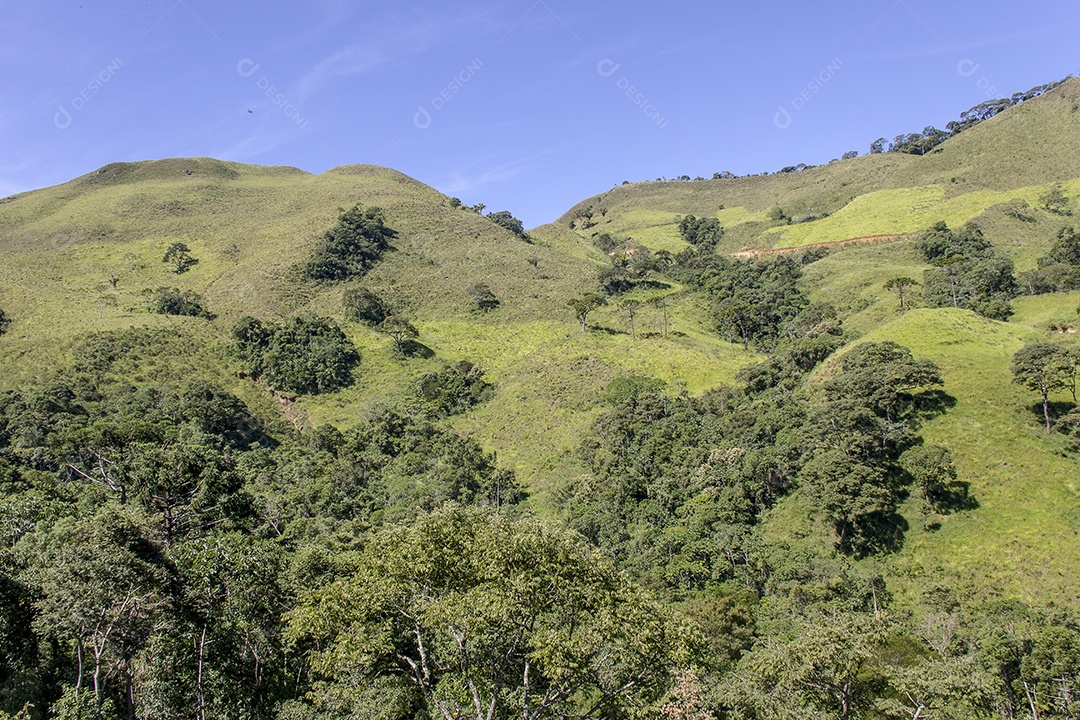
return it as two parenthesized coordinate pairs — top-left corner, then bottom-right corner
(437, 149), (554, 195)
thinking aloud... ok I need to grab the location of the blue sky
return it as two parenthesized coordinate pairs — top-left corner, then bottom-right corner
(2, 1), (1077, 226)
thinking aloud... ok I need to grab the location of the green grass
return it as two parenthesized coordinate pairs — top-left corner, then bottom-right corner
(2, 77), (1080, 612)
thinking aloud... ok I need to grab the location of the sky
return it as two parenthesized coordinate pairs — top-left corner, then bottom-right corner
(1, 1), (1078, 227)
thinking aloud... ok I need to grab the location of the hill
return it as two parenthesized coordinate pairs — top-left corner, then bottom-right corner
(1, 76), (1080, 720)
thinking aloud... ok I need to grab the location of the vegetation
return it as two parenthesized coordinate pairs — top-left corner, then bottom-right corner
(149, 287), (213, 318)
(233, 315), (359, 394)
(301, 204), (396, 281)
(162, 241), (198, 274)
(342, 287), (388, 325)
(485, 209), (530, 241)
(918, 221), (1019, 320)
(0, 77), (1079, 720)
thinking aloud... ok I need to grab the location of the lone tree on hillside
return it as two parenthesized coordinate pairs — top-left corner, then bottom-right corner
(163, 242), (198, 274)
(486, 210), (530, 241)
(377, 315), (419, 354)
(884, 276), (920, 313)
(568, 293), (607, 332)
(471, 283), (500, 312)
(0, 307), (9, 335)
(342, 287), (388, 325)
(1011, 342), (1076, 433)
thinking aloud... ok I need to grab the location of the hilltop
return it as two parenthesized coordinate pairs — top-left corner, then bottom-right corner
(2, 74), (1080, 720)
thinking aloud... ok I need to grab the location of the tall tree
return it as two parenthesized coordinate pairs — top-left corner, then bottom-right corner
(1011, 343), (1074, 433)
(287, 506), (690, 720)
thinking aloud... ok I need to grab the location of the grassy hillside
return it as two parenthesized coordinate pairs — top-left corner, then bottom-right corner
(1, 75), (1078, 604)
(0, 158), (756, 502)
(558, 77), (1080, 255)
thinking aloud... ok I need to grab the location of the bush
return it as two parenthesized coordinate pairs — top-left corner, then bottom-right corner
(233, 316), (359, 394)
(342, 287), (388, 325)
(0, 307), (10, 335)
(150, 287), (213, 318)
(301, 205), (396, 281)
(415, 361), (494, 417)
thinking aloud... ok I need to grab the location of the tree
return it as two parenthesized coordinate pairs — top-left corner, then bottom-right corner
(471, 283), (500, 312)
(842, 150), (859, 160)
(486, 210), (530, 240)
(0, 308), (9, 335)
(902, 445), (961, 528)
(1011, 343), (1074, 433)
(285, 506), (691, 720)
(725, 613), (888, 719)
(302, 204), (396, 281)
(884, 277), (920, 313)
(621, 300), (641, 339)
(342, 287), (388, 325)
(378, 315), (420, 353)
(149, 287), (213, 318)
(567, 293), (607, 332)
(1041, 184), (1072, 216)
(22, 509), (169, 720)
(162, 242), (198, 274)
(870, 137), (888, 154)
(233, 316), (359, 394)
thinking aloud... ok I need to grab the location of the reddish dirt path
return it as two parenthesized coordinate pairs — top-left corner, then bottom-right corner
(731, 232), (918, 258)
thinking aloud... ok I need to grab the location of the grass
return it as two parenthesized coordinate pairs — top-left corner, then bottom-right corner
(2, 77), (1080, 612)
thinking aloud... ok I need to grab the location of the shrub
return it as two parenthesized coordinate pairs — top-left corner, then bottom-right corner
(233, 316), (358, 394)
(342, 287), (388, 325)
(150, 287), (213, 318)
(301, 205), (396, 281)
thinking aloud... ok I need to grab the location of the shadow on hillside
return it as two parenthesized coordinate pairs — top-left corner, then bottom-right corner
(400, 340), (435, 359)
(912, 390), (957, 423)
(1026, 400), (1079, 429)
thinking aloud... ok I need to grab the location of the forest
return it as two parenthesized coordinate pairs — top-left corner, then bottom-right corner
(1, 197), (1079, 720)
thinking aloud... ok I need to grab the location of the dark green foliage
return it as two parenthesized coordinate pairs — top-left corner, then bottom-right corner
(470, 283), (499, 311)
(919, 222), (1018, 319)
(1041, 183), (1073, 216)
(342, 287), (388, 325)
(301, 204), (396, 281)
(149, 287), (213, 318)
(0, 308), (9, 335)
(233, 316), (359, 395)
(414, 361), (494, 417)
(1030, 226), (1080, 293)
(676, 253), (808, 349)
(162, 241), (198, 274)
(890, 126), (950, 156)
(678, 214), (724, 252)
(802, 342), (947, 554)
(485, 210), (530, 240)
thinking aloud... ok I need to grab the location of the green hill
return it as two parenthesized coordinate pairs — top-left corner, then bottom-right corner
(3, 75), (1080, 720)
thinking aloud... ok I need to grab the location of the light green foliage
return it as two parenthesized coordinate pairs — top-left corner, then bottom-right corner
(286, 505), (691, 720)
